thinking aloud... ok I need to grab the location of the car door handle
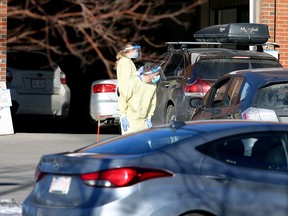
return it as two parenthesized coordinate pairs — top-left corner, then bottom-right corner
(204, 175), (234, 182)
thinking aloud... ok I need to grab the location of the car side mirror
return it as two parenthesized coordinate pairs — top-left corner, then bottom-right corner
(190, 98), (204, 108)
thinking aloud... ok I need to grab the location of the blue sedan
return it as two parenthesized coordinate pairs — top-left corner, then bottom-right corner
(191, 67), (288, 122)
(23, 120), (288, 216)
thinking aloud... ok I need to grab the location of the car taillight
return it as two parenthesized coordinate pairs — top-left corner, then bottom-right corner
(92, 84), (116, 93)
(241, 107), (279, 121)
(35, 168), (46, 183)
(183, 78), (211, 97)
(6, 70), (12, 82)
(80, 167), (173, 187)
(60, 71), (67, 84)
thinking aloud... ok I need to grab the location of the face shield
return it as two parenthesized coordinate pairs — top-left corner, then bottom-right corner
(124, 45), (142, 60)
(142, 65), (161, 84)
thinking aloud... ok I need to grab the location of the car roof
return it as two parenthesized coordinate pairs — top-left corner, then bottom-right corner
(169, 47), (279, 60)
(227, 67), (288, 83)
(149, 120), (288, 142)
(159, 119), (288, 134)
(95, 120), (288, 149)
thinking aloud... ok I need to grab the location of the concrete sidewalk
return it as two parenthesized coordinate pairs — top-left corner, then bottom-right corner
(0, 133), (118, 203)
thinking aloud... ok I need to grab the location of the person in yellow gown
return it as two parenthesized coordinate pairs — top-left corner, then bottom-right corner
(116, 42), (141, 96)
(118, 63), (161, 135)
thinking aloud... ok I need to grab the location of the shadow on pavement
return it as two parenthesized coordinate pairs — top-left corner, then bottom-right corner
(12, 115), (121, 134)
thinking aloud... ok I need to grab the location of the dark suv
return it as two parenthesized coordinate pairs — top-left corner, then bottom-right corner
(152, 23), (282, 125)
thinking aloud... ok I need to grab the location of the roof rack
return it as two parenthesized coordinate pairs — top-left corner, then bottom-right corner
(165, 41), (224, 50)
(165, 41), (253, 50)
(166, 42), (222, 45)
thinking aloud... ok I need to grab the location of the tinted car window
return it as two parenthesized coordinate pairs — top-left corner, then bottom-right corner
(224, 77), (244, 106)
(250, 60), (281, 68)
(197, 133), (288, 172)
(253, 83), (288, 107)
(209, 79), (230, 107)
(7, 52), (55, 70)
(163, 54), (185, 77)
(194, 58), (280, 80)
(78, 128), (198, 154)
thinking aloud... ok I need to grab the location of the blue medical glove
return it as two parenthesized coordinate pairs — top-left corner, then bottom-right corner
(121, 117), (129, 131)
(147, 117), (153, 128)
(137, 66), (144, 75)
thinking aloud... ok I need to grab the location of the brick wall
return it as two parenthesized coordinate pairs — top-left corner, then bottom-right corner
(260, 0), (288, 67)
(0, 0), (6, 82)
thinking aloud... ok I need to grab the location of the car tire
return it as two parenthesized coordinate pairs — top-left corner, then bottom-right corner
(166, 105), (176, 124)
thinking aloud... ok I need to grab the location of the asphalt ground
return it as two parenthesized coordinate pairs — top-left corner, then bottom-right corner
(0, 116), (120, 204)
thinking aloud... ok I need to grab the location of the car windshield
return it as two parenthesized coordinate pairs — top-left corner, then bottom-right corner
(77, 127), (198, 154)
(195, 58), (281, 80)
(7, 52), (56, 70)
(253, 83), (288, 108)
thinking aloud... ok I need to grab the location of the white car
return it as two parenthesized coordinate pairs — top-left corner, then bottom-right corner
(6, 50), (71, 118)
(89, 79), (119, 126)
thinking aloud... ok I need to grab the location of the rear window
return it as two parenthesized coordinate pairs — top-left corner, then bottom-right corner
(7, 51), (56, 70)
(194, 58), (281, 80)
(78, 128), (198, 154)
(253, 83), (288, 108)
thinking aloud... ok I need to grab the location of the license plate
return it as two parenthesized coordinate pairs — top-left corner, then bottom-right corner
(31, 79), (45, 89)
(49, 176), (71, 194)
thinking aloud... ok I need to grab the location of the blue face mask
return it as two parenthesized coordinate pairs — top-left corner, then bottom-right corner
(151, 75), (160, 83)
(131, 52), (139, 59)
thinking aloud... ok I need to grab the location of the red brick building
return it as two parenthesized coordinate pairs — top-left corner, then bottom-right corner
(0, 0), (6, 82)
(260, 0), (288, 67)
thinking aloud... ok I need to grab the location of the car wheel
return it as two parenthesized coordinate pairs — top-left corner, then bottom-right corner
(166, 105), (176, 124)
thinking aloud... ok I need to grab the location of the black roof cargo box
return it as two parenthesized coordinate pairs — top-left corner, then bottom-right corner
(194, 23), (269, 45)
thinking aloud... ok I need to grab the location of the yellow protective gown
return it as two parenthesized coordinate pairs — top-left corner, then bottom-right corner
(116, 56), (137, 95)
(118, 76), (157, 135)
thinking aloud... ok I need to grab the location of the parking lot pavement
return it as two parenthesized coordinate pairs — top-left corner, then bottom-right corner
(0, 132), (119, 203)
